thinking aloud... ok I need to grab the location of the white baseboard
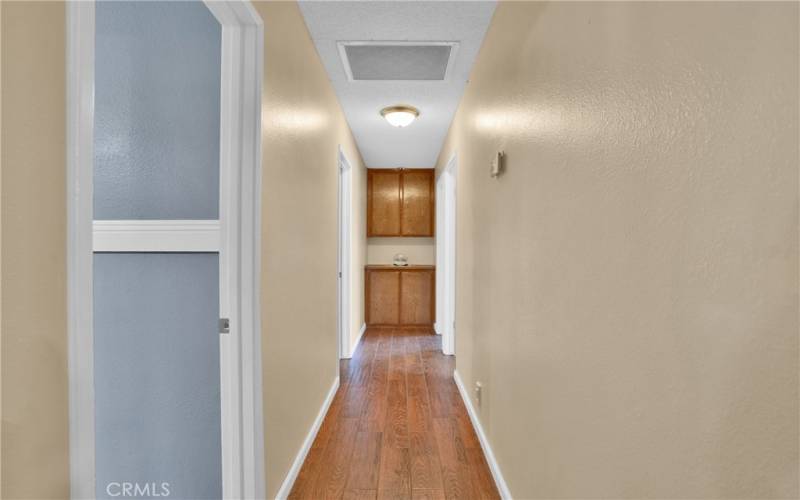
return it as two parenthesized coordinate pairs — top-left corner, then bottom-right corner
(350, 323), (367, 358)
(434, 322), (442, 335)
(453, 370), (512, 499)
(274, 376), (340, 499)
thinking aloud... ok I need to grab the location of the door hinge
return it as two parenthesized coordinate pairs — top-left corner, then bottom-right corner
(219, 318), (230, 334)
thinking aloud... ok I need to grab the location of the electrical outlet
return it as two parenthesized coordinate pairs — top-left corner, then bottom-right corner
(474, 381), (483, 408)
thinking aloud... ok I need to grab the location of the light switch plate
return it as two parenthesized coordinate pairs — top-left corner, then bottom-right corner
(490, 151), (505, 178)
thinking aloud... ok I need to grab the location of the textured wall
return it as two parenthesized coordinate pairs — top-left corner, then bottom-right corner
(254, 2), (366, 496)
(436, 2), (799, 498)
(0, 2), (70, 498)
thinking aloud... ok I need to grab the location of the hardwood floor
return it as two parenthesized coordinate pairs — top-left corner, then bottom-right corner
(289, 328), (500, 500)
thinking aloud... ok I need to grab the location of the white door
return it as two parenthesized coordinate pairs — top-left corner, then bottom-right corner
(92, 3), (224, 498)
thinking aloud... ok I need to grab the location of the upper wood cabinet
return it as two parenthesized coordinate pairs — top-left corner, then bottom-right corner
(367, 168), (435, 237)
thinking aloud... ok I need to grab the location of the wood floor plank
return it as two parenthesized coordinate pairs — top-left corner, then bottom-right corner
(411, 489), (446, 500)
(346, 431), (383, 490)
(455, 410), (482, 450)
(377, 446), (411, 500)
(361, 332), (391, 432)
(384, 376), (409, 449)
(344, 490), (378, 500)
(313, 377), (348, 450)
(290, 328), (497, 500)
(342, 383), (370, 418)
(310, 417), (360, 499)
(387, 329), (407, 381)
(409, 430), (444, 491)
(432, 417), (473, 500)
(466, 448), (500, 499)
(424, 370), (454, 418)
(287, 443), (327, 500)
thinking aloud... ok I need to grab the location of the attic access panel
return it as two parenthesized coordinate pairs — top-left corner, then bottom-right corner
(338, 41), (459, 81)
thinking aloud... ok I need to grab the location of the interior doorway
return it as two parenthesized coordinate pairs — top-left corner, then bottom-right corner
(66, 1), (264, 498)
(338, 146), (354, 359)
(436, 153), (457, 356)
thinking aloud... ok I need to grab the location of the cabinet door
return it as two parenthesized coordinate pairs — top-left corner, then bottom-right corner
(367, 269), (400, 325)
(368, 169), (402, 236)
(401, 169), (434, 236)
(400, 270), (435, 325)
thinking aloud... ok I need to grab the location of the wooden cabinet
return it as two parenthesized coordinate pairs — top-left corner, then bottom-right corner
(368, 169), (402, 236)
(366, 268), (400, 325)
(366, 265), (435, 326)
(367, 168), (434, 237)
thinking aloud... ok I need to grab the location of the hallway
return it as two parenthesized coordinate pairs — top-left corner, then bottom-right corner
(289, 329), (499, 499)
(2, 1), (797, 499)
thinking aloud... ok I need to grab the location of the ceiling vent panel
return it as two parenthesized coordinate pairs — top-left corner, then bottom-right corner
(338, 42), (459, 82)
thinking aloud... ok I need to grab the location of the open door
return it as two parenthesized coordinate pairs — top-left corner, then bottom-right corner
(67, 1), (264, 498)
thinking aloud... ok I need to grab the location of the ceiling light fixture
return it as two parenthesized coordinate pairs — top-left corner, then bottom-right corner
(380, 105), (419, 128)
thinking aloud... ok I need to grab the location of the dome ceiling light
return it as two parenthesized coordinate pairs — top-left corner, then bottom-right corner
(380, 105), (419, 128)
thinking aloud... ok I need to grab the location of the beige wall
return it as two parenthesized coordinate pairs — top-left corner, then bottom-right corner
(367, 237), (435, 266)
(254, 2), (366, 496)
(0, 2), (366, 498)
(436, 2), (799, 498)
(1, 2), (70, 499)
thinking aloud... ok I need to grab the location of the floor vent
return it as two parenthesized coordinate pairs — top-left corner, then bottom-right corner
(338, 41), (458, 82)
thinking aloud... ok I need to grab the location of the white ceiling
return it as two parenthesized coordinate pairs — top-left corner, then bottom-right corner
(299, 1), (496, 168)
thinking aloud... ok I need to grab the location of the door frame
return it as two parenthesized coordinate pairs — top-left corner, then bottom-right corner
(338, 146), (354, 359)
(435, 170), (445, 336)
(436, 153), (457, 356)
(66, 2), (265, 498)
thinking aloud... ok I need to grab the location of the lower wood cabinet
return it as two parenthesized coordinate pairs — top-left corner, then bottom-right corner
(365, 265), (435, 326)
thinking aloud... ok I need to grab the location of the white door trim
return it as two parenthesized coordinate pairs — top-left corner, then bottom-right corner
(437, 153), (457, 356)
(203, 3), (265, 497)
(338, 145), (354, 359)
(66, 2), (265, 498)
(435, 171), (445, 336)
(66, 3), (96, 498)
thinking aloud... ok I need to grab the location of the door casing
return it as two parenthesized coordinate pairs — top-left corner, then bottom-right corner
(338, 146), (354, 359)
(436, 153), (457, 356)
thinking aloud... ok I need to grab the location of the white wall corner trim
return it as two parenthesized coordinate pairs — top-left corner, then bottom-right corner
(274, 376), (341, 500)
(349, 323), (367, 358)
(453, 370), (513, 499)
